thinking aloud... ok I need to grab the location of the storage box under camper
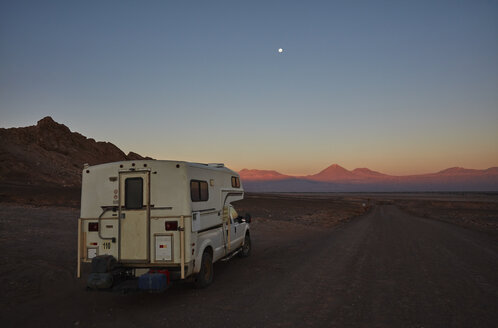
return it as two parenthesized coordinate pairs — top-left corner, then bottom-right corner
(77, 160), (251, 290)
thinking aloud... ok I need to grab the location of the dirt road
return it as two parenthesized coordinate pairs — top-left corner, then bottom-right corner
(1, 203), (497, 327)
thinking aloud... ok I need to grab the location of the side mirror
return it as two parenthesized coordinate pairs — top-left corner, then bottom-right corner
(244, 213), (252, 223)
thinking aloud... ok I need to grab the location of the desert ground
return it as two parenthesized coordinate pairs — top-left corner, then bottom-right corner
(0, 191), (497, 327)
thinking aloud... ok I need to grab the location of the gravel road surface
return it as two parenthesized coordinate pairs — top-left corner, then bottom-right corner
(1, 204), (497, 327)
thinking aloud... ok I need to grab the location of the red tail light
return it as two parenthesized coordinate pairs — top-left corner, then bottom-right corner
(88, 222), (99, 231)
(165, 221), (178, 231)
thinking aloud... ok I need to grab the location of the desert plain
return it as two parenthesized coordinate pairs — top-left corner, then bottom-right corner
(0, 189), (497, 327)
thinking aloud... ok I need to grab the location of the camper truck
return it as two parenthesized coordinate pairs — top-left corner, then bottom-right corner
(77, 160), (251, 291)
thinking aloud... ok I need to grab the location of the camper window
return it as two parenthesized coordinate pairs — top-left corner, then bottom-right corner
(191, 180), (209, 202)
(231, 176), (240, 188)
(125, 177), (143, 209)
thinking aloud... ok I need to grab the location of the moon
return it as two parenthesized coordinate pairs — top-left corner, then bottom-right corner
(278, 48), (283, 53)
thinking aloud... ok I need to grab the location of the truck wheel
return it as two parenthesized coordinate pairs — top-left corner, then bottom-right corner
(238, 233), (251, 258)
(194, 251), (213, 288)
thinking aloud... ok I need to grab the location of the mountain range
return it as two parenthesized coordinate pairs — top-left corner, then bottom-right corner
(1, 117), (496, 192)
(239, 164), (498, 192)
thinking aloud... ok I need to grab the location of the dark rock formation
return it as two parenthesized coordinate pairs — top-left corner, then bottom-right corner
(0, 117), (150, 187)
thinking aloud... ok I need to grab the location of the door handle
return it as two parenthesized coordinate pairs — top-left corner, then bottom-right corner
(120, 213), (126, 219)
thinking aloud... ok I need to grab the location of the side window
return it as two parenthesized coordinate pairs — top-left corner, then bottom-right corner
(200, 181), (209, 201)
(125, 177), (143, 209)
(191, 180), (209, 202)
(231, 176), (240, 188)
(191, 181), (200, 201)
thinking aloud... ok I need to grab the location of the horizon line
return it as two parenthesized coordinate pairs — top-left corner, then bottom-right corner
(235, 164), (498, 178)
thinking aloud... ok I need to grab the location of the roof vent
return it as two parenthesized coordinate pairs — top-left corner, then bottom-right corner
(208, 163), (224, 168)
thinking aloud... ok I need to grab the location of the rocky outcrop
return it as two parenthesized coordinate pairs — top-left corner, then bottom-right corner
(0, 117), (150, 187)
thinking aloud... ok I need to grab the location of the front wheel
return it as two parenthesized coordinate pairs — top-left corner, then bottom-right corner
(238, 233), (251, 258)
(194, 251), (213, 288)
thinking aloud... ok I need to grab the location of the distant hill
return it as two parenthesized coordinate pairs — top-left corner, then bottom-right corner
(238, 168), (293, 181)
(0, 117), (150, 187)
(351, 168), (388, 178)
(1, 117), (496, 192)
(305, 164), (357, 181)
(240, 164), (498, 192)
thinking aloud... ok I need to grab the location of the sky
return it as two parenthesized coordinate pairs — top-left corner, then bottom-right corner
(1, 0), (497, 176)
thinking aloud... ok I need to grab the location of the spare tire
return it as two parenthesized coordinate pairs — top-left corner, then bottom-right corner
(87, 272), (113, 289)
(91, 255), (117, 273)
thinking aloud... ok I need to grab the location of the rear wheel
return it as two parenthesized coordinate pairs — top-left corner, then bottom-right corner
(238, 233), (251, 258)
(194, 251), (213, 288)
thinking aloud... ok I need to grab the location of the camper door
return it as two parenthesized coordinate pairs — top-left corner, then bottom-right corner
(119, 171), (150, 262)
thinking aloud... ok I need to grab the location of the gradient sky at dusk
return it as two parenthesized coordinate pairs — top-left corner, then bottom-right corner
(1, 0), (497, 175)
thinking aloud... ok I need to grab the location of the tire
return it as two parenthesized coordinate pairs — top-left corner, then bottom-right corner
(91, 255), (117, 273)
(194, 251), (213, 288)
(238, 233), (251, 258)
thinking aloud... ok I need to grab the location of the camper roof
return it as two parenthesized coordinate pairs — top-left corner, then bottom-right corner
(85, 159), (239, 176)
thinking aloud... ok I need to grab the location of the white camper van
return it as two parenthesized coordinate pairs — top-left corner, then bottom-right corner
(77, 160), (251, 291)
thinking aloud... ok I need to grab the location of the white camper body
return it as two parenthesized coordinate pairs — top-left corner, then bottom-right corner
(77, 160), (249, 286)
